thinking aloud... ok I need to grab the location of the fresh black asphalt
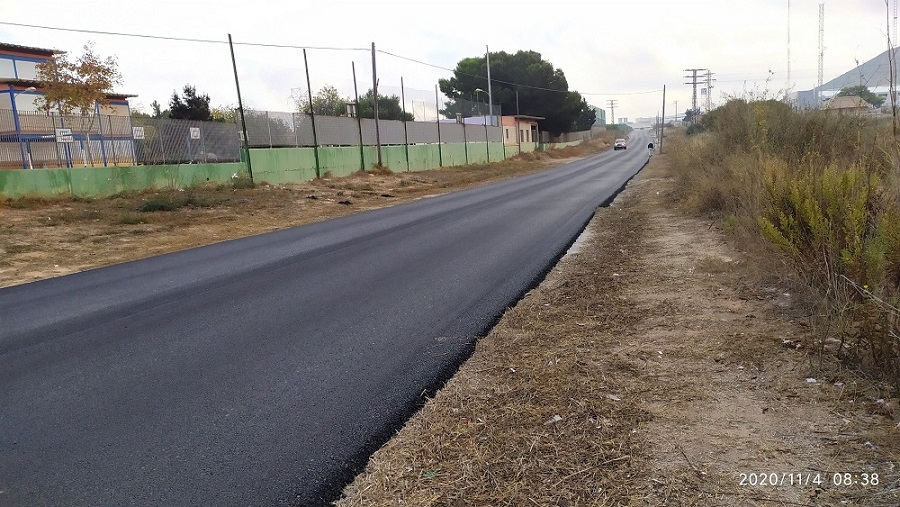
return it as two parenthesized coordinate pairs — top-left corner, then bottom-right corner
(0, 133), (650, 506)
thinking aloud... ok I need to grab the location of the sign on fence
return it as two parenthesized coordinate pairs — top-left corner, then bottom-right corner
(132, 126), (145, 140)
(55, 128), (73, 143)
(190, 127), (201, 140)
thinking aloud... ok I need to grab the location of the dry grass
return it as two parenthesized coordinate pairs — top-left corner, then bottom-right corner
(338, 195), (651, 506)
(337, 153), (900, 506)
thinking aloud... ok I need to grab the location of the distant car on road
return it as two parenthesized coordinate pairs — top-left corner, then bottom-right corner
(614, 138), (627, 150)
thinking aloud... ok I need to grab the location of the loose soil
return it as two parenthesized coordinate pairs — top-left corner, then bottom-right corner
(2, 139), (898, 505)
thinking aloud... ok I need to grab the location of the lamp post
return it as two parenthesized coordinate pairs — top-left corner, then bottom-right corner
(473, 88), (490, 162)
(11, 86), (37, 169)
(474, 88), (488, 125)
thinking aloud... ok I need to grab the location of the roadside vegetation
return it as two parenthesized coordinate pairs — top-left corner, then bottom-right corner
(673, 99), (900, 384)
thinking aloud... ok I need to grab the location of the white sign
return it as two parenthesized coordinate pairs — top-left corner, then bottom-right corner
(55, 128), (73, 143)
(239, 131), (245, 141)
(190, 127), (201, 140)
(132, 126), (145, 140)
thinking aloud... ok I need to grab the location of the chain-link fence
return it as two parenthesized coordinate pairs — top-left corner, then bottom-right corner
(130, 116), (241, 164)
(1, 109), (242, 169)
(1, 109), (136, 169)
(244, 95), (503, 149)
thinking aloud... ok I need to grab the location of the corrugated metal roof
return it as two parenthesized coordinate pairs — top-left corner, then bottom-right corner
(0, 42), (60, 56)
(0, 78), (136, 99)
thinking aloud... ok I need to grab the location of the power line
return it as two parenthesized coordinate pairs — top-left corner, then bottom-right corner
(0, 21), (369, 51)
(3, 20), (662, 98)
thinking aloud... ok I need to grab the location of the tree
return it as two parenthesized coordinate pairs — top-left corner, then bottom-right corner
(439, 50), (584, 135)
(210, 104), (237, 123)
(573, 99), (596, 131)
(35, 42), (122, 116)
(150, 100), (168, 119)
(296, 85), (348, 116)
(683, 108), (699, 123)
(35, 43), (122, 166)
(357, 90), (413, 121)
(169, 85), (212, 121)
(837, 85), (885, 107)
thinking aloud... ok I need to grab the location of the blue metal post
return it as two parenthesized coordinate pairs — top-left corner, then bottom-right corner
(95, 102), (109, 167)
(9, 88), (28, 169)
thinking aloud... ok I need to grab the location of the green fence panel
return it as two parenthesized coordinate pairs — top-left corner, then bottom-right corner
(249, 148), (317, 185)
(441, 144), (467, 167)
(467, 142), (490, 165)
(319, 147), (363, 178)
(0, 168), (71, 198)
(520, 142), (537, 153)
(381, 146), (410, 172)
(489, 142), (507, 162)
(407, 144), (440, 171)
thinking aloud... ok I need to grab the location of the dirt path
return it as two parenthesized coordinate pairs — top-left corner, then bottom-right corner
(336, 154), (899, 506)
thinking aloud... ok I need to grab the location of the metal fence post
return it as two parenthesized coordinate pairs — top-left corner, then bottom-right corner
(463, 123), (469, 165)
(352, 62), (364, 171)
(435, 84), (443, 167)
(303, 49), (321, 178)
(401, 76), (410, 172)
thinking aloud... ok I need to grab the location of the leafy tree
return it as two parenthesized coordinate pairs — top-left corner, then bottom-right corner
(34, 42), (122, 116)
(439, 50), (584, 135)
(837, 85), (885, 107)
(683, 108), (699, 123)
(296, 85), (348, 116)
(210, 104), (237, 123)
(357, 90), (413, 121)
(150, 100), (168, 119)
(573, 98), (596, 131)
(35, 43), (122, 165)
(169, 85), (212, 121)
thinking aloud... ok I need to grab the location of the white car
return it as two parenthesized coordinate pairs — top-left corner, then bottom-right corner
(614, 138), (627, 150)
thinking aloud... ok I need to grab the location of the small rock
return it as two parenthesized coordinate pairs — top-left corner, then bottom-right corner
(544, 414), (563, 425)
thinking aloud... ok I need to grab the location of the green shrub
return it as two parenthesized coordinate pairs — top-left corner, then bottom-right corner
(232, 177), (255, 189)
(139, 197), (176, 212)
(671, 98), (900, 382)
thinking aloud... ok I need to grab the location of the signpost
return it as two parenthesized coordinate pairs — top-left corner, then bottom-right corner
(55, 128), (73, 143)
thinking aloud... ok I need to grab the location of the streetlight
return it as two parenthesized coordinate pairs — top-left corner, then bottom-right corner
(474, 88), (488, 125)
(11, 86), (37, 169)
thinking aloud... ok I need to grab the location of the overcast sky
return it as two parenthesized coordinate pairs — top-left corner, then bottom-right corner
(0, 0), (894, 123)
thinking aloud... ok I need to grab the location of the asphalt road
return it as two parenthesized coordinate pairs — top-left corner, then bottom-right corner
(0, 133), (650, 506)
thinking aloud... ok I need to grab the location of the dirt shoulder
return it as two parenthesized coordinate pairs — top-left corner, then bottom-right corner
(335, 154), (899, 506)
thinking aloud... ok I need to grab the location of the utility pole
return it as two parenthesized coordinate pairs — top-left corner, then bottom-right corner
(486, 45), (493, 125)
(705, 70), (716, 111)
(660, 85), (666, 154)
(372, 42), (382, 167)
(674, 100), (678, 122)
(228, 34), (252, 183)
(683, 68), (706, 121)
(607, 99), (618, 125)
